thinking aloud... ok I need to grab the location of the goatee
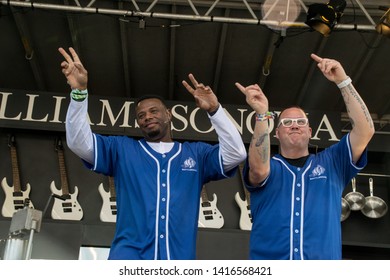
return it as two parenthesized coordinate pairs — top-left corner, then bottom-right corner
(147, 129), (160, 139)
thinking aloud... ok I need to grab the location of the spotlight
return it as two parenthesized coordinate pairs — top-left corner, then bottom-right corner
(305, 0), (347, 36)
(376, 8), (390, 38)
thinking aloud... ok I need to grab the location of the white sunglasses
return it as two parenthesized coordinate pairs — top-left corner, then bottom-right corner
(278, 118), (309, 128)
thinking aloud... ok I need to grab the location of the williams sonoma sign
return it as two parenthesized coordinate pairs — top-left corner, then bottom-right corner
(0, 89), (342, 147)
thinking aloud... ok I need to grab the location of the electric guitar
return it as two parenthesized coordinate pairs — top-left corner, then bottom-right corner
(50, 137), (83, 220)
(98, 176), (117, 223)
(234, 163), (252, 230)
(198, 184), (224, 229)
(1, 135), (34, 217)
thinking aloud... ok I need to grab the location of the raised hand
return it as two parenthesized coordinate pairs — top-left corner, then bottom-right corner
(235, 83), (268, 114)
(182, 74), (219, 113)
(311, 53), (348, 84)
(58, 47), (88, 90)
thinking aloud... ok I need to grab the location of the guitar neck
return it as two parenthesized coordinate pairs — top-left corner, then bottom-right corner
(238, 164), (251, 205)
(57, 148), (70, 195)
(108, 176), (116, 197)
(10, 141), (22, 192)
(243, 186), (251, 205)
(200, 185), (209, 203)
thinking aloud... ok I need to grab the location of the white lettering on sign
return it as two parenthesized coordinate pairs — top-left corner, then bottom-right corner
(311, 114), (339, 142)
(0, 91), (341, 145)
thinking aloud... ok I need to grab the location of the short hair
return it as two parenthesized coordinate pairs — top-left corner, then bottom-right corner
(136, 95), (168, 108)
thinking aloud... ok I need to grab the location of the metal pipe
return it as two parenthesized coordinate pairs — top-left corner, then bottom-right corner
(358, 173), (390, 178)
(25, 220), (37, 260)
(353, 0), (377, 26)
(0, 0), (377, 31)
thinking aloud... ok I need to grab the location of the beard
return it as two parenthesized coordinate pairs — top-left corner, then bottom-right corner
(146, 128), (161, 140)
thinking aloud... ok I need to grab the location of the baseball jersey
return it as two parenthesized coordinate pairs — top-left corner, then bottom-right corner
(244, 133), (367, 260)
(85, 134), (235, 260)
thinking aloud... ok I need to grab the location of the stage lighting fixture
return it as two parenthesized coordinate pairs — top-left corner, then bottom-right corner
(376, 8), (390, 38)
(305, 0), (347, 36)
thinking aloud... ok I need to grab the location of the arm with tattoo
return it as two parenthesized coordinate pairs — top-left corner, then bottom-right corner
(311, 53), (374, 163)
(247, 121), (271, 185)
(340, 82), (374, 162)
(235, 83), (271, 186)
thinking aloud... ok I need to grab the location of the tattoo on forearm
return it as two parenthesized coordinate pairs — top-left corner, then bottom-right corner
(259, 145), (269, 164)
(255, 133), (268, 147)
(250, 132), (269, 164)
(342, 84), (374, 128)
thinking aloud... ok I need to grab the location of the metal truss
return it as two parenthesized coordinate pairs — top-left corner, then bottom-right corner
(0, 0), (386, 31)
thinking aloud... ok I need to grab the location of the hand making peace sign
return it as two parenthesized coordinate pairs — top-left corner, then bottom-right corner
(182, 74), (219, 113)
(58, 47), (88, 90)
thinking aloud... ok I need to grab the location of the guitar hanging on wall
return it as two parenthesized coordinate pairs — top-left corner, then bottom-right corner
(50, 137), (83, 221)
(234, 163), (252, 231)
(1, 135), (34, 217)
(98, 176), (117, 223)
(198, 184), (224, 229)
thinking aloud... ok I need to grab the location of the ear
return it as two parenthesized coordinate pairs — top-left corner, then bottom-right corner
(166, 109), (172, 122)
(275, 128), (280, 139)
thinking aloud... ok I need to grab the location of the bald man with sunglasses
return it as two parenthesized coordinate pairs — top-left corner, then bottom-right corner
(236, 54), (375, 260)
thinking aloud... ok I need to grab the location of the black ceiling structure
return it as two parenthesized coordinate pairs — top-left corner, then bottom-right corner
(1, 0), (390, 137)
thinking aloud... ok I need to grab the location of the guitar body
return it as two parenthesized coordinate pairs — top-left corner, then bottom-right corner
(98, 183), (117, 223)
(1, 177), (34, 218)
(50, 181), (83, 220)
(234, 192), (252, 231)
(198, 193), (224, 229)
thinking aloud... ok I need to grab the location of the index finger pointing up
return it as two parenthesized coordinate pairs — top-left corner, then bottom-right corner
(235, 82), (246, 94)
(182, 80), (194, 95)
(68, 47), (82, 64)
(58, 47), (73, 64)
(188, 73), (199, 87)
(310, 53), (323, 63)
(58, 47), (82, 64)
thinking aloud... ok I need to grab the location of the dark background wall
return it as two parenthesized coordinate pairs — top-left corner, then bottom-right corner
(0, 129), (389, 260)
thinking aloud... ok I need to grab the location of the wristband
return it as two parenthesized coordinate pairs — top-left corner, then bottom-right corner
(255, 111), (276, 122)
(208, 104), (220, 116)
(337, 77), (352, 89)
(71, 88), (88, 101)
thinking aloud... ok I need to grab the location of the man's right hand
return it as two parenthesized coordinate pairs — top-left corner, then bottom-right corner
(58, 47), (88, 90)
(235, 83), (269, 114)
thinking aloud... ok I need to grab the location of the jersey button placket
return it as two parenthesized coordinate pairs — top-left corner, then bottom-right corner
(292, 168), (303, 259)
(158, 158), (169, 259)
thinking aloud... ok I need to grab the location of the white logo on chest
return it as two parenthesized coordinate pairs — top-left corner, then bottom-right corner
(182, 157), (197, 171)
(309, 164), (327, 180)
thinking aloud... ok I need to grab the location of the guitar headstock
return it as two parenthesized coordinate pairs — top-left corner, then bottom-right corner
(238, 163), (245, 184)
(8, 134), (16, 148)
(55, 137), (64, 151)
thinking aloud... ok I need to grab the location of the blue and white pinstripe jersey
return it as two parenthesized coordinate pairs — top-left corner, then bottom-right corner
(87, 134), (235, 260)
(244, 133), (367, 260)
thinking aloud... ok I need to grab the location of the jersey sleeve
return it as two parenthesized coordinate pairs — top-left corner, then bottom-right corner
(82, 133), (123, 176)
(189, 142), (238, 184)
(325, 132), (367, 187)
